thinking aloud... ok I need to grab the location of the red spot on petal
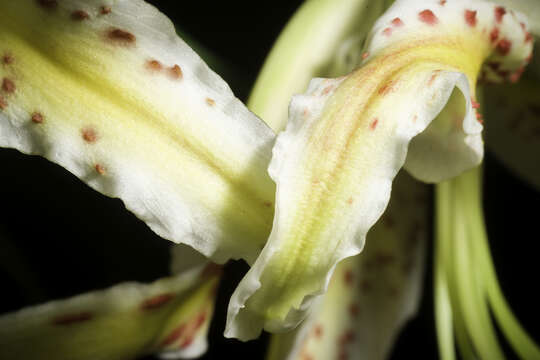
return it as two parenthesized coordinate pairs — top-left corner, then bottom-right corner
(95, 164), (106, 175)
(361, 52), (370, 60)
(391, 17), (404, 27)
(347, 197), (354, 205)
(0, 95), (7, 110)
(82, 127), (98, 143)
(525, 32), (533, 43)
(495, 6), (506, 24)
(496, 38), (512, 56)
(378, 81), (395, 95)
(100, 5), (112, 15)
(106, 28), (136, 46)
(180, 335), (195, 349)
(314, 324), (323, 338)
(344, 269), (354, 286)
(2, 54), (14, 65)
(322, 85), (334, 95)
(146, 59), (163, 71)
(419, 10), (438, 25)
(369, 118), (379, 130)
(205, 98), (215, 106)
(465, 10), (477, 27)
(161, 324), (186, 347)
(169, 64), (183, 80)
(71, 10), (89, 21)
(141, 293), (175, 310)
(439, 0), (446, 5)
(349, 303), (360, 317)
(2, 78), (15, 93)
(52, 312), (93, 325)
(490, 28), (500, 43)
(476, 112), (484, 124)
(339, 330), (356, 345)
(192, 311), (207, 332)
(36, 0), (58, 10)
(382, 27), (393, 36)
(510, 66), (525, 83)
(31, 112), (44, 124)
(487, 61), (500, 71)
(471, 99), (480, 109)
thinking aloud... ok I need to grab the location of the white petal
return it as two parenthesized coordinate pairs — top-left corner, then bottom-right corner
(225, 0), (533, 340)
(267, 172), (429, 360)
(0, 0), (275, 264)
(0, 261), (220, 360)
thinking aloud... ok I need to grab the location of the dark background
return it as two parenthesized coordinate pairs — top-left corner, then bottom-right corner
(1, 1), (539, 359)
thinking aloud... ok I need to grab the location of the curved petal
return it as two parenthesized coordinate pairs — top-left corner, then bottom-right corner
(0, 0), (275, 264)
(0, 258), (220, 360)
(225, 0), (533, 340)
(266, 172), (429, 360)
(248, 0), (392, 131)
(492, 0), (540, 36)
(484, 73), (540, 190)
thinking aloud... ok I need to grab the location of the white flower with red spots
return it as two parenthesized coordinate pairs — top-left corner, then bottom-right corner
(0, 0), (539, 359)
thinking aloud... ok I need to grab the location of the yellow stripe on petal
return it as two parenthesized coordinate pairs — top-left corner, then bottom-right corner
(226, 0), (534, 340)
(266, 172), (429, 360)
(0, 0), (275, 264)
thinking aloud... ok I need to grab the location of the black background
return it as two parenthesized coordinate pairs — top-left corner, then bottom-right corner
(0, 1), (539, 359)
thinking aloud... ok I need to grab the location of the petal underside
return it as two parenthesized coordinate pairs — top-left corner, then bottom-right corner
(226, 0), (533, 340)
(266, 172), (429, 360)
(0, 0), (275, 264)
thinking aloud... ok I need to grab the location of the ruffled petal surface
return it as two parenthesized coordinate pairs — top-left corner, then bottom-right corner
(226, 0), (533, 340)
(266, 172), (429, 360)
(0, 0), (275, 264)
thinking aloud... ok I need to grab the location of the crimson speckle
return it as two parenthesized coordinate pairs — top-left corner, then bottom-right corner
(487, 61), (500, 71)
(2, 54), (14, 65)
(95, 164), (106, 175)
(71, 10), (90, 21)
(510, 67), (525, 83)
(378, 81), (394, 95)
(180, 335), (195, 349)
(2, 78), (15, 93)
(146, 59), (163, 71)
(31, 112), (44, 124)
(314, 324), (324, 338)
(344, 270), (354, 286)
(369, 118), (379, 130)
(382, 27), (393, 36)
(419, 9), (438, 25)
(525, 32), (533, 43)
(52, 312), (93, 325)
(161, 324), (186, 347)
(490, 28), (500, 43)
(361, 52), (369, 59)
(391, 17), (404, 27)
(464, 10), (477, 27)
(37, 0), (58, 10)
(471, 99), (480, 109)
(169, 64), (183, 79)
(496, 38), (512, 56)
(495, 6), (506, 23)
(141, 293), (175, 310)
(100, 5), (112, 15)
(82, 128), (98, 143)
(439, 0), (446, 5)
(476, 113), (484, 124)
(106, 28), (136, 45)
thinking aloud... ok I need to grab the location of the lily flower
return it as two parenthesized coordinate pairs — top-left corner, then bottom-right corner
(0, 1), (539, 360)
(248, 0), (540, 359)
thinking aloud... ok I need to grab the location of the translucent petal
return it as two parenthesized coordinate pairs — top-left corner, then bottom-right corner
(0, 258), (220, 360)
(266, 172), (429, 360)
(225, 0), (533, 340)
(0, 0), (275, 264)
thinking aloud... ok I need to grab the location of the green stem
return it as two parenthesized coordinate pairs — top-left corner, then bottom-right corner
(463, 167), (540, 360)
(435, 181), (457, 360)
